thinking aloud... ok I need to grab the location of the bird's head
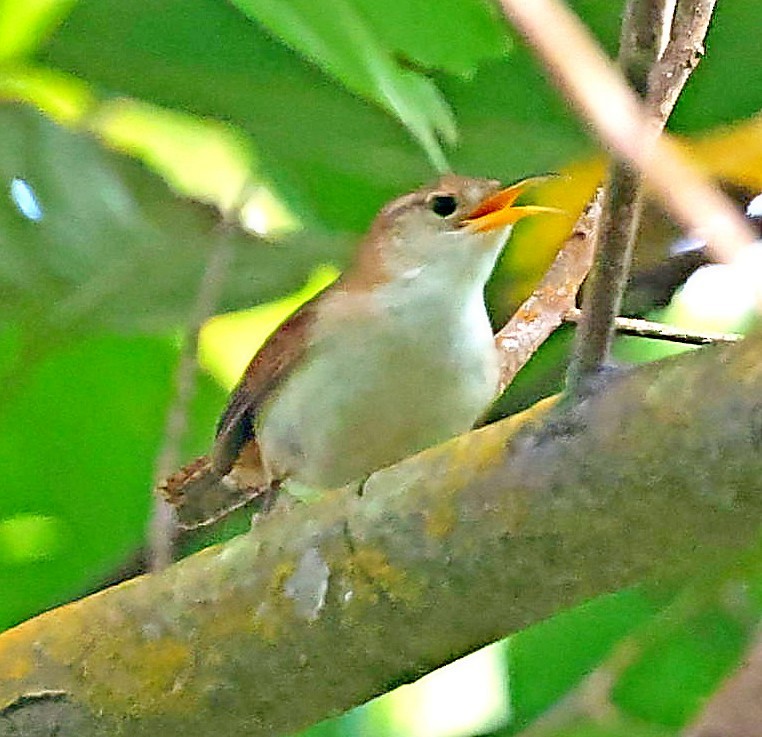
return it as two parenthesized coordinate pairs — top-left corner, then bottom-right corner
(354, 174), (561, 285)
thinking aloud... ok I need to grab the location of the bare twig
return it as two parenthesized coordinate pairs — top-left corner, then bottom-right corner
(149, 225), (236, 570)
(566, 0), (671, 388)
(496, 0), (756, 265)
(496, 0), (749, 397)
(564, 308), (742, 346)
(647, 0), (719, 124)
(566, 165), (645, 390)
(619, 0), (673, 95)
(570, 0), (698, 394)
(495, 198), (601, 393)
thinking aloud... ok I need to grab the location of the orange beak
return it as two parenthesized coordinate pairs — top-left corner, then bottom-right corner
(462, 175), (565, 233)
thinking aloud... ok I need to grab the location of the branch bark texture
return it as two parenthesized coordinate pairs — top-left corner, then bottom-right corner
(1, 336), (762, 737)
(495, 199), (600, 393)
(564, 0), (713, 392)
(647, 0), (719, 124)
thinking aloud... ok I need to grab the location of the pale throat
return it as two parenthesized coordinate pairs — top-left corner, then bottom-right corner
(378, 227), (510, 318)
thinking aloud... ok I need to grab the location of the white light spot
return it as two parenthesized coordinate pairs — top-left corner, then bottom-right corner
(746, 193), (762, 218)
(243, 204), (269, 235)
(284, 547), (330, 621)
(673, 242), (762, 330)
(390, 642), (509, 737)
(670, 234), (705, 255)
(10, 178), (43, 221)
(402, 266), (423, 280)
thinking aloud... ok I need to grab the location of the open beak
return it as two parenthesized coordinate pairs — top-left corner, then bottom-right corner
(462, 175), (565, 233)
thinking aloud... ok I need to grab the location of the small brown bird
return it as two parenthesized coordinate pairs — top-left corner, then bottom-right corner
(161, 174), (554, 527)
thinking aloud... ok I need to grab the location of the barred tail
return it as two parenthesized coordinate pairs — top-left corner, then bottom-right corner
(156, 455), (270, 531)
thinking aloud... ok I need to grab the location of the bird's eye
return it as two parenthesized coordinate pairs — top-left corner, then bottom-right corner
(429, 194), (458, 218)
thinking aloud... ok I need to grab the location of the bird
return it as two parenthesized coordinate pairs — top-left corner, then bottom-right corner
(160, 174), (557, 528)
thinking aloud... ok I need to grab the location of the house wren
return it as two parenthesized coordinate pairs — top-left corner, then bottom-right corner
(161, 174), (555, 527)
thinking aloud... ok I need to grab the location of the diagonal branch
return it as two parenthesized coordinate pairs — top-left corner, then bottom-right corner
(494, 198), (600, 393)
(647, 0), (719, 125)
(1, 335), (762, 737)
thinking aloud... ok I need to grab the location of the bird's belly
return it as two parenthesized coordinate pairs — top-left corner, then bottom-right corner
(257, 319), (498, 489)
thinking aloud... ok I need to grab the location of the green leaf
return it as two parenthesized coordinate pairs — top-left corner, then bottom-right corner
(613, 608), (748, 726)
(0, 331), (224, 630)
(229, 0), (455, 170)
(0, 104), (344, 334)
(508, 590), (659, 730)
(37, 0), (434, 231)
(34, 0), (593, 232)
(353, 0), (508, 78)
(0, 0), (75, 61)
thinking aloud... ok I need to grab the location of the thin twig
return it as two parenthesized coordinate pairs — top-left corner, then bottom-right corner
(564, 308), (742, 346)
(149, 222), (237, 571)
(495, 0), (749, 398)
(566, 0), (671, 391)
(647, 0), (719, 124)
(495, 198), (601, 393)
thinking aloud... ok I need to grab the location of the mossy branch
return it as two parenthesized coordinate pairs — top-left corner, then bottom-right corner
(1, 336), (762, 737)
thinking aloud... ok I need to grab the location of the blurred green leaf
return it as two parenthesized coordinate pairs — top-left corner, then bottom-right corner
(27, 0), (762, 238)
(507, 590), (660, 731)
(35, 0), (597, 233)
(37, 0), (434, 231)
(0, 514), (63, 563)
(353, 0), (508, 77)
(0, 331), (224, 630)
(613, 608), (748, 726)
(230, 0), (455, 170)
(0, 0), (74, 61)
(0, 104), (347, 334)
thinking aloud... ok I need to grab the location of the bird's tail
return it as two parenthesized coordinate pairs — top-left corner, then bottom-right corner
(157, 455), (271, 530)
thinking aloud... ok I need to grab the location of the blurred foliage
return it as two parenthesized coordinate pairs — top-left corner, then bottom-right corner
(0, 0), (761, 736)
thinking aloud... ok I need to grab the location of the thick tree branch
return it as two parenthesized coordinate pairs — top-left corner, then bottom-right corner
(1, 336), (762, 737)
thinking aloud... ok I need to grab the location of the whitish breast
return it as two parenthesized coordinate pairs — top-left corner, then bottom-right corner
(258, 287), (499, 489)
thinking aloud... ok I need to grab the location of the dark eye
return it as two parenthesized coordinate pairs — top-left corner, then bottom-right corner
(429, 194), (458, 218)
